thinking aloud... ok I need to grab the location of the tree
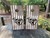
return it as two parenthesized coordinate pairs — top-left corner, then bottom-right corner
(1, 2), (10, 13)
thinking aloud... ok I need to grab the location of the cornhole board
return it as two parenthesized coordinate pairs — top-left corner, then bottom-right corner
(26, 5), (39, 29)
(10, 5), (24, 30)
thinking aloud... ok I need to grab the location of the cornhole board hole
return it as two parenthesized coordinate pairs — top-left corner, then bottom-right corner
(10, 5), (24, 30)
(26, 5), (39, 29)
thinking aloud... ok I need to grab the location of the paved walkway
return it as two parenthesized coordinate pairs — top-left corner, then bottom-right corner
(0, 23), (50, 38)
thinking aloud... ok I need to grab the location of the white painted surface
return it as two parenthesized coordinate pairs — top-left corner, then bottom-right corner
(26, 5), (39, 29)
(10, 5), (24, 30)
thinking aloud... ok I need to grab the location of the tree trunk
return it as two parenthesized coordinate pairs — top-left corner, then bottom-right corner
(46, 0), (50, 18)
(1, 0), (10, 7)
(44, 4), (46, 11)
(46, 0), (50, 13)
(48, 0), (50, 12)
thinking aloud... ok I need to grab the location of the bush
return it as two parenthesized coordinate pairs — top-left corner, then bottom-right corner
(38, 18), (50, 29)
(38, 18), (45, 26)
(46, 27), (50, 31)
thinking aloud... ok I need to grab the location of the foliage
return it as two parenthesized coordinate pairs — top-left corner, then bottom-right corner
(28, 0), (47, 5)
(38, 18), (50, 28)
(46, 27), (50, 31)
(1, 2), (10, 13)
(0, 0), (10, 12)
(10, 0), (26, 5)
(0, 0), (48, 12)
(0, 0), (1, 4)
(24, 6), (26, 24)
(6, 0), (47, 5)
(6, 0), (47, 11)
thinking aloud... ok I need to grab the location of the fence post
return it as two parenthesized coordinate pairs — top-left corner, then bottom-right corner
(1, 17), (5, 25)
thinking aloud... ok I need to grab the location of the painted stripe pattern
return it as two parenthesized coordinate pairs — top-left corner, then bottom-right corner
(10, 5), (24, 30)
(26, 5), (39, 29)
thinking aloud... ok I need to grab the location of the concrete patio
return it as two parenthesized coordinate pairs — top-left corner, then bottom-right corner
(0, 23), (50, 38)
